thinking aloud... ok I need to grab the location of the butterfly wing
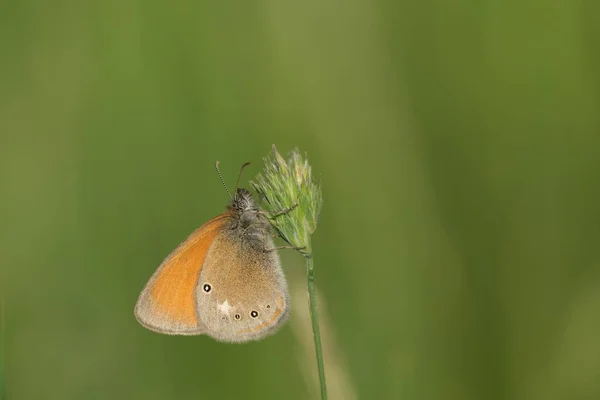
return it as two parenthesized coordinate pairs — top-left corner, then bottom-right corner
(134, 215), (231, 335)
(195, 229), (289, 343)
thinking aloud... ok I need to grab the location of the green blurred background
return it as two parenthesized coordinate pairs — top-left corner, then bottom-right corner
(2, 1), (600, 399)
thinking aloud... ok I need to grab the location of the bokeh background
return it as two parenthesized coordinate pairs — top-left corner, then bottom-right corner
(2, 1), (600, 399)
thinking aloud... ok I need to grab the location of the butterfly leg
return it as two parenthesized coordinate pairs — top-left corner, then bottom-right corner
(264, 245), (305, 252)
(257, 203), (299, 219)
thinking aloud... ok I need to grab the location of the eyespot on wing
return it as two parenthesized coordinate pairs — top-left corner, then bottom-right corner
(237, 295), (286, 334)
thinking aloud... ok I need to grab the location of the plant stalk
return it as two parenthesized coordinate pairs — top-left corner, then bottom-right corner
(0, 300), (5, 400)
(305, 250), (327, 400)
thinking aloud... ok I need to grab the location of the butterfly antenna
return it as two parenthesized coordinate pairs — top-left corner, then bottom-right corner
(234, 162), (251, 192)
(215, 161), (232, 198)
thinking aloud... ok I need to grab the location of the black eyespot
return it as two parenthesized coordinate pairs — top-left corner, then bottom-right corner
(221, 316), (227, 321)
(234, 314), (241, 320)
(250, 310), (258, 318)
(203, 284), (211, 293)
(266, 304), (271, 309)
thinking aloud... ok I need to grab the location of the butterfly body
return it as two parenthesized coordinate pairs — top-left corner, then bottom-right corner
(135, 187), (289, 343)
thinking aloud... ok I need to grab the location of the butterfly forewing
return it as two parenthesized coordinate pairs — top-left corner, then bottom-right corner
(134, 215), (231, 335)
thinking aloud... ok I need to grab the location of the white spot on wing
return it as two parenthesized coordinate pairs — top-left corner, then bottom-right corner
(218, 300), (232, 316)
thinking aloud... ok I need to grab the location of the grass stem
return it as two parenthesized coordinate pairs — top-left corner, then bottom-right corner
(305, 251), (327, 400)
(1, 300), (6, 400)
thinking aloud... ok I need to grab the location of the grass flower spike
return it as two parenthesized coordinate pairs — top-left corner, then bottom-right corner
(251, 145), (322, 256)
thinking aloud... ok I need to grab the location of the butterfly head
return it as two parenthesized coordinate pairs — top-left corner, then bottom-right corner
(229, 188), (258, 213)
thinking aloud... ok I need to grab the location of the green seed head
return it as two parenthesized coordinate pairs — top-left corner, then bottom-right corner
(251, 145), (322, 255)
